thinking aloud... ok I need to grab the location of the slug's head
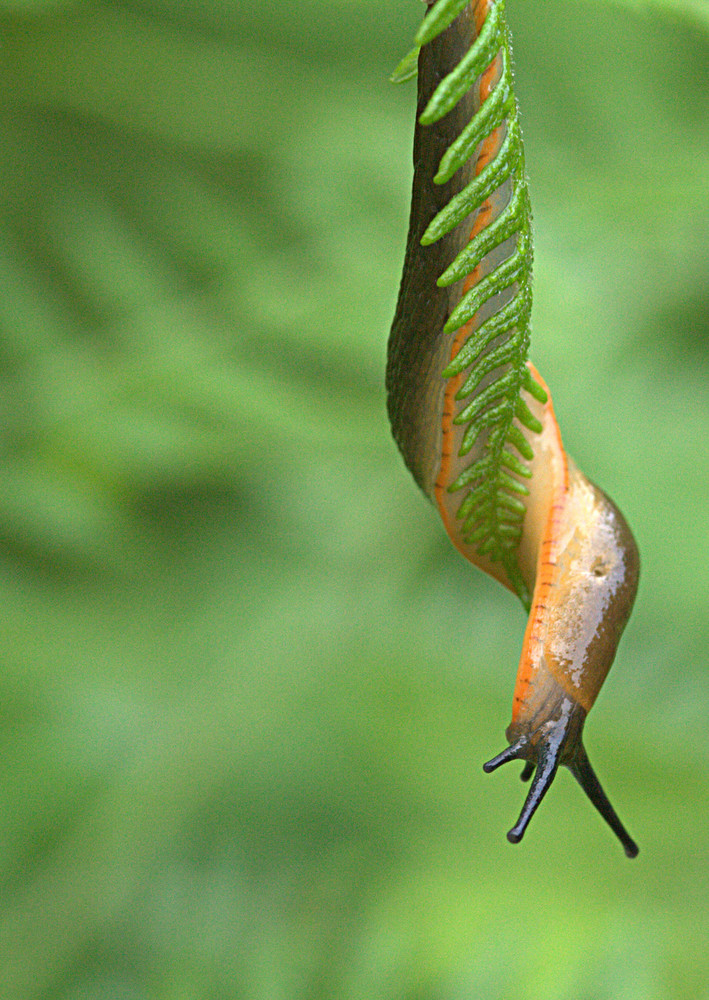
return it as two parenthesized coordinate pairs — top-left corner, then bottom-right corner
(483, 463), (640, 857)
(483, 699), (639, 858)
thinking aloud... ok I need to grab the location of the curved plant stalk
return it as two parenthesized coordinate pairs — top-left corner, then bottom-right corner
(387, 0), (640, 855)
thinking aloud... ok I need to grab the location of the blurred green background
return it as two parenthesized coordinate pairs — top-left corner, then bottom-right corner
(0, 0), (707, 996)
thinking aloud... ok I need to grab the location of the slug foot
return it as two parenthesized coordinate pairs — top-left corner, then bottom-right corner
(483, 700), (639, 858)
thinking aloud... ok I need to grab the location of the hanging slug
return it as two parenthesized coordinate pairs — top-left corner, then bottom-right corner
(387, 0), (640, 855)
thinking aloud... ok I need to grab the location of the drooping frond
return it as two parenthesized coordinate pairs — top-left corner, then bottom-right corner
(401, 0), (547, 606)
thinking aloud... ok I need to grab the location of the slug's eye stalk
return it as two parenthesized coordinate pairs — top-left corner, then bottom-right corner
(483, 703), (639, 858)
(482, 738), (528, 773)
(569, 746), (639, 859)
(483, 731), (562, 847)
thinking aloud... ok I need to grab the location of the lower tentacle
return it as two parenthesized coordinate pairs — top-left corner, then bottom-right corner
(483, 698), (639, 856)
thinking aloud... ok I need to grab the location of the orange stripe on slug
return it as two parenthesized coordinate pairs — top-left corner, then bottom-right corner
(510, 364), (569, 724)
(434, 2), (505, 552)
(484, 361), (640, 855)
(473, 0), (491, 32)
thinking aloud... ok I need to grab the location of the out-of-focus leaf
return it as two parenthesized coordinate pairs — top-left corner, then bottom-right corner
(605, 0), (709, 31)
(0, 0), (80, 12)
(0, 0), (706, 997)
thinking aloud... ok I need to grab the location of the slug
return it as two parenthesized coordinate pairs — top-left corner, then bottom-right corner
(387, 0), (640, 855)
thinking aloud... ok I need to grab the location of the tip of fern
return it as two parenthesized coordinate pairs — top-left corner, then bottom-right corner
(390, 47), (420, 84)
(529, 381), (548, 404)
(437, 263), (459, 287)
(419, 101), (450, 127)
(442, 316), (461, 335)
(414, 0), (469, 46)
(414, 22), (436, 48)
(522, 368), (549, 404)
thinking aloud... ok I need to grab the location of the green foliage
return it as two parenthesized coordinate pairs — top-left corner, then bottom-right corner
(0, 0), (706, 998)
(609, 0), (709, 30)
(390, 45), (420, 83)
(414, 0), (543, 605)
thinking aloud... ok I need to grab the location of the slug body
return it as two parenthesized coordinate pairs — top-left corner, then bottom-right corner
(387, 0), (640, 854)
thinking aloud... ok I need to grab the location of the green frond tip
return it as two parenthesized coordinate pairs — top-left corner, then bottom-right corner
(390, 46), (420, 84)
(421, 118), (521, 245)
(434, 44), (513, 184)
(418, 1), (503, 124)
(415, 0), (469, 47)
(522, 367), (548, 403)
(500, 449), (533, 478)
(507, 425), (534, 462)
(515, 397), (543, 434)
(495, 492), (527, 515)
(437, 175), (526, 286)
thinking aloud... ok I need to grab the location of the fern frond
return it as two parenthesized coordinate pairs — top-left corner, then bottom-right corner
(420, 0), (547, 606)
(415, 0), (471, 46)
(390, 46), (420, 83)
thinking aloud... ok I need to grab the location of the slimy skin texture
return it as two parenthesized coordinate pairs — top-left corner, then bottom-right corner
(510, 367), (640, 726)
(387, 0), (640, 855)
(387, 4), (479, 498)
(491, 367), (640, 855)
